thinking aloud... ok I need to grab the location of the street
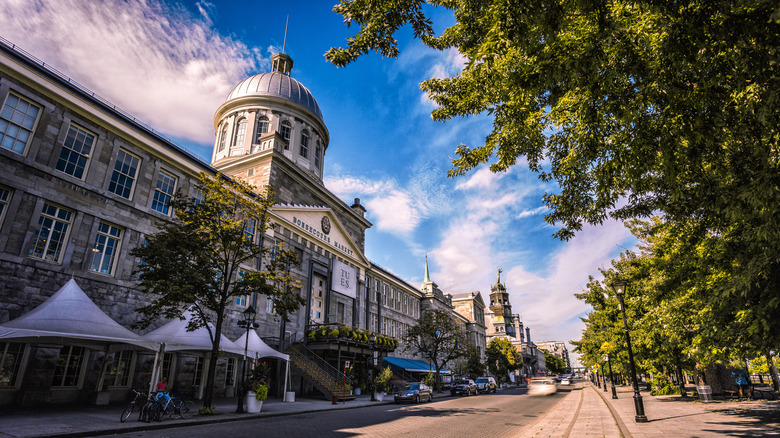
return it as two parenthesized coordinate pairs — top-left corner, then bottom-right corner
(107, 387), (572, 438)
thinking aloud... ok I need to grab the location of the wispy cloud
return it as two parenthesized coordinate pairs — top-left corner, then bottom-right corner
(0, 0), (263, 144)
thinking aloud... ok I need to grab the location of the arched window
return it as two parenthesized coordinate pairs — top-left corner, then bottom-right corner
(314, 142), (321, 169)
(280, 121), (291, 149)
(234, 118), (247, 147)
(299, 130), (309, 158)
(256, 116), (269, 141)
(218, 125), (227, 152)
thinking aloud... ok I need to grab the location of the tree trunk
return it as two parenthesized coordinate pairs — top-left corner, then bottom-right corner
(676, 359), (687, 397)
(767, 351), (780, 393)
(203, 308), (226, 408)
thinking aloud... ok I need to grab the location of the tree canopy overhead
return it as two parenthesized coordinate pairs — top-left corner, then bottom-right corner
(327, 0), (780, 240)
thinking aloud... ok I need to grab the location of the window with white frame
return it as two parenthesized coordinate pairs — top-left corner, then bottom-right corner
(151, 170), (176, 215)
(193, 357), (203, 386)
(52, 345), (85, 387)
(218, 125), (227, 152)
(0, 342), (25, 387)
(0, 92), (41, 154)
(88, 222), (122, 275)
(107, 350), (133, 387)
(299, 130), (309, 158)
(280, 121), (291, 148)
(29, 202), (73, 263)
(108, 149), (140, 199)
(256, 116), (269, 140)
(244, 218), (256, 245)
(234, 118), (247, 147)
(55, 123), (95, 179)
(314, 142), (321, 169)
(0, 186), (11, 227)
(266, 295), (274, 313)
(235, 269), (248, 307)
(225, 358), (235, 386)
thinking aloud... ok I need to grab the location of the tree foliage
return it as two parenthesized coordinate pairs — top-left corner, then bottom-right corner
(402, 309), (470, 390)
(328, 1), (780, 240)
(131, 173), (304, 407)
(485, 338), (521, 383)
(543, 349), (566, 375)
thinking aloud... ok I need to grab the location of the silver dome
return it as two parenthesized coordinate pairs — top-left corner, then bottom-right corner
(226, 72), (323, 121)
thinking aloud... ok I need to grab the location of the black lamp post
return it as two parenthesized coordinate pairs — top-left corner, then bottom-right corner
(607, 353), (617, 399)
(236, 305), (257, 413)
(613, 281), (648, 422)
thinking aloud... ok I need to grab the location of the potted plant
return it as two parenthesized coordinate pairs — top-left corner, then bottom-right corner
(245, 362), (270, 413)
(374, 366), (392, 401)
(247, 381), (267, 413)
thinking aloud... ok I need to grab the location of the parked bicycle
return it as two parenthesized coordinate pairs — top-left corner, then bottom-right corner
(120, 389), (147, 422)
(140, 392), (195, 422)
(166, 396), (195, 419)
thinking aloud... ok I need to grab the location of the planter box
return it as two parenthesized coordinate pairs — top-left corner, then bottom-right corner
(246, 392), (263, 413)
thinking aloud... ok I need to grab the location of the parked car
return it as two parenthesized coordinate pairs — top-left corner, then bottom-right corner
(527, 378), (558, 396)
(394, 382), (433, 404)
(451, 379), (477, 396)
(475, 377), (497, 394)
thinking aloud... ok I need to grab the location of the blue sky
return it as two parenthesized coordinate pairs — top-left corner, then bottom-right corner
(1, 0), (635, 365)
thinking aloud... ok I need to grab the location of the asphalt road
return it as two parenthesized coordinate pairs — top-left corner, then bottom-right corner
(108, 386), (572, 438)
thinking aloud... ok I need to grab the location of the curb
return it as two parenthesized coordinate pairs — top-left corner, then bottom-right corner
(590, 382), (632, 438)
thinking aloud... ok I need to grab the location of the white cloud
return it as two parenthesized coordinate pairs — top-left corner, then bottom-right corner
(518, 206), (548, 218)
(0, 0), (264, 144)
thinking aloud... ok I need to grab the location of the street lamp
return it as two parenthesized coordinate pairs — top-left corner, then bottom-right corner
(236, 305), (257, 413)
(607, 353), (617, 399)
(612, 281), (648, 423)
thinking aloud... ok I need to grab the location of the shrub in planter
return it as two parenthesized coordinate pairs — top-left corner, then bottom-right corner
(252, 383), (269, 401)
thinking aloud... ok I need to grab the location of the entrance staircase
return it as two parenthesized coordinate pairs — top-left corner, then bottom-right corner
(287, 343), (355, 401)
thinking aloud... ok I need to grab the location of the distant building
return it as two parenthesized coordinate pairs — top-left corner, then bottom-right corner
(536, 341), (572, 372)
(450, 291), (487, 362)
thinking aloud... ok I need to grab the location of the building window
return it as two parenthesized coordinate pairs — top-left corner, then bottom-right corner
(88, 222), (122, 275)
(107, 350), (133, 387)
(193, 357), (203, 386)
(280, 121), (291, 148)
(299, 130), (309, 158)
(0, 342), (25, 387)
(0, 92), (41, 154)
(52, 345), (85, 387)
(108, 149), (140, 199)
(0, 186), (11, 227)
(314, 142), (321, 169)
(218, 125), (228, 152)
(151, 170), (176, 215)
(234, 118), (247, 147)
(247, 168), (254, 177)
(29, 202), (73, 263)
(244, 218), (256, 245)
(266, 295), (274, 314)
(235, 270), (248, 307)
(256, 116), (269, 140)
(225, 358), (235, 386)
(55, 124), (95, 179)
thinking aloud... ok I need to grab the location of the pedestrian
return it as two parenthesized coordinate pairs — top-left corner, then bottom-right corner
(155, 377), (168, 393)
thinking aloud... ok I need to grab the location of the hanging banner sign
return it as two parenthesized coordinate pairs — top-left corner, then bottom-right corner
(331, 259), (357, 299)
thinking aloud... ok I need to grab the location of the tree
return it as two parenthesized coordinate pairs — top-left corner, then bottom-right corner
(131, 172), (304, 408)
(402, 309), (470, 390)
(328, 1), (780, 240)
(543, 350), (566, 375)
(452, 343), (485, 378)
(485, 338), (521, 384)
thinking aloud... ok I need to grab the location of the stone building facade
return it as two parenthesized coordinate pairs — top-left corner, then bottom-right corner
(0, 39), (505, 406)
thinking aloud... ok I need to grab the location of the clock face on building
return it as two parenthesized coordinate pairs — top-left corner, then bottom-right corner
(321, 216), (331, 235)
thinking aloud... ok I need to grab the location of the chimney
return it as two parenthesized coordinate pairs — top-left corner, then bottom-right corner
(350, 197), (366, 217)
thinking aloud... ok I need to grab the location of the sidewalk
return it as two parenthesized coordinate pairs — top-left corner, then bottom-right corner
(2, 383), (779, 437)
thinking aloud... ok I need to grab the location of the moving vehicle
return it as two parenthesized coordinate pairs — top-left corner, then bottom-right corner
(527, 378), (558, 396)
(451, 379), (477, 396)
(394, 382), (433, 404)
(475, 376), (497, 394)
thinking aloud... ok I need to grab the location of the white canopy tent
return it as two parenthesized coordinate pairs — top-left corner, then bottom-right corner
(234, 329), (291, 401)
(0, 279), (157, 393)
(142, 311), (245, 398)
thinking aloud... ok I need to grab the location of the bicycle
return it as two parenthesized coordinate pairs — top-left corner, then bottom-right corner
(140, 393), (165, 422)
(167, 397), (195, 419)
(120, 389), (147, 422)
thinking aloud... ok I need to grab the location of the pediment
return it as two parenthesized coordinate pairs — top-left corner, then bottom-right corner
(271, 205), (368, 266)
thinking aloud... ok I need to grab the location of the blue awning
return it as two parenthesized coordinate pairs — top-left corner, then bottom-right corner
(382, 356), (450, 374)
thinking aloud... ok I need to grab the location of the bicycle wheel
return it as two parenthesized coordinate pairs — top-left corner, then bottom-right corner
(180, 401), (195, 419)
(162, 402), (175, 420)
(120, 404), (134, 422)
